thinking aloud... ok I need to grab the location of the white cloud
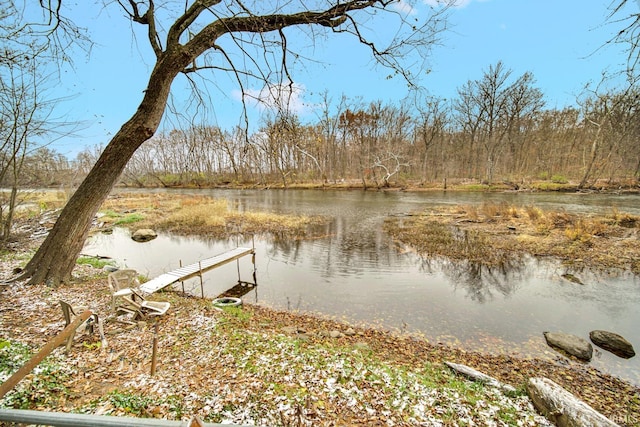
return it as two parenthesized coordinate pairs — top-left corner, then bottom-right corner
(232, 82), (309, 115)
(423, 0), (473, 8)
(392, 0), (418, 15)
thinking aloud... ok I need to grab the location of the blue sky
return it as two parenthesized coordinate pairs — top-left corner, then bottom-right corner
(47, 0), (636, 158)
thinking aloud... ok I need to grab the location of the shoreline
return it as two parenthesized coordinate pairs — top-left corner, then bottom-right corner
(2, 193), (639, 424)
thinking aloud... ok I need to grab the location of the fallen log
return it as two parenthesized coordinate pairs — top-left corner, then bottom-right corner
(526, 377), (619, 427)
(444, 361), (516, 393)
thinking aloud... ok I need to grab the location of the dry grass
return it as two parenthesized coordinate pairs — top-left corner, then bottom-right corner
(99, 193), (326, 239)
(384, 218), (518, 267)
(4, 191), (68, 220)
(386, 203), (640, 274)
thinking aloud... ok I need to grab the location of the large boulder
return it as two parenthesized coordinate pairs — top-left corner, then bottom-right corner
(589, 330), (635, 359)
(543, 332), (593, 362)
(527, 377), (619, 427)
(131, 228), (157, 242)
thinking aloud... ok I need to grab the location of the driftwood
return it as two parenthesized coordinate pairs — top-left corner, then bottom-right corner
(526, 377), (619, 427)
(444, 361), (516, 393)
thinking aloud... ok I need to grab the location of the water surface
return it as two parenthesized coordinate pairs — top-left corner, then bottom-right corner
(84, 189), (640, 384)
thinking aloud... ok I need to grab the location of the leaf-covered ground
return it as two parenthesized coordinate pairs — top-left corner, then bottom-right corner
(1, 261), (639, 426)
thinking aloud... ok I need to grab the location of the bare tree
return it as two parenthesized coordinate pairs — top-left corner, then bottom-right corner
(1, 0), (80, 241)
(19, 0), (449, 285)
(454, 62), (543, 184)
(607, 0), (640, 79)
(577, 83), (640, 188)
(414, 96), (448, 181)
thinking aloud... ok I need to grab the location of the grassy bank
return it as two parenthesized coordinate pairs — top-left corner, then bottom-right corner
(384, 202), (640, 274)
(98, 193), (326, 239)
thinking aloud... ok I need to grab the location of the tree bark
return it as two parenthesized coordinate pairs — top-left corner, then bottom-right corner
(578, 137), (600, 189)
(20, 57), (181, 286)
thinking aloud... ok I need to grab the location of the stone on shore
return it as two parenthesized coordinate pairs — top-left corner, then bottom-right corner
(543, 332), (593, 362)
(589, 330), (636, 359)
(131, 228), (157, 242)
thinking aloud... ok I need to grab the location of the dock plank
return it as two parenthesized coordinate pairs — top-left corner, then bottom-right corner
(139, 247), (254, 294)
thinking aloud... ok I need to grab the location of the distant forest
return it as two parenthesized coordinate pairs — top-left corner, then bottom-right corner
(11, 63), (640, 191)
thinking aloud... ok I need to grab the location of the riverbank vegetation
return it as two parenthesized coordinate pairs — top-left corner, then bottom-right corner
(384, 202), (640, 274)
(8, 192), (640, 275)
(98, 193), (326, 239)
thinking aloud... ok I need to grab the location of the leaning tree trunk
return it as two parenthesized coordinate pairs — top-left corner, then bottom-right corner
(20, 59), (180, 286)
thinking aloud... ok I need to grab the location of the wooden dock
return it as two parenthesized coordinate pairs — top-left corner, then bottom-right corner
(139, 247), (255, 295)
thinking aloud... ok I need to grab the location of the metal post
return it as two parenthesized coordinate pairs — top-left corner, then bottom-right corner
(198, 261), (204, 298)
(150, 321), (158, 376)
(251, 236), (257, 275)
(0, 408), (251, 426)
(179, 259), (184, 294)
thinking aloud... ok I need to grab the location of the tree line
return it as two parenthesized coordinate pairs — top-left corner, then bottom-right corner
(56, 62), (635, 190)
(6, 62), (639, 193)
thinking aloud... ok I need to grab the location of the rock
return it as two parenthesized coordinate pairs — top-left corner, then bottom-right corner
(131, 229), (157, 242)
(282, 326), (306, 336)
(561, 273), (584, 285)
(589, 330), (636, 359)
(543, 332), (593, 362)
(444, 362), (515, 393)
(344, 328), (357, 336)
(527, 377), (619, 427)
(329, 330), (343, 339)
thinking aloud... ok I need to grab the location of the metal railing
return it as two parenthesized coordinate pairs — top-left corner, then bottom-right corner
(0, 408), (252, 427)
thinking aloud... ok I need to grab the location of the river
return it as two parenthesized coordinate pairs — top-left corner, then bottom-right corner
(84, 188), (640, 385)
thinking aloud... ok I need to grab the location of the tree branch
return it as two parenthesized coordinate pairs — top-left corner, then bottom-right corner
(118, 0), (163, 56)
(186, 1), (378, 61)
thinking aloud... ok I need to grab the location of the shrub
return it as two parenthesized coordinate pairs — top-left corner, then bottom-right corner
(551, 174), (568, 184)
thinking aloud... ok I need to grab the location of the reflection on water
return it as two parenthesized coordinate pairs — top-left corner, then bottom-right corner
(84, 188), (640, 385)
(439, 257), (527, 303)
